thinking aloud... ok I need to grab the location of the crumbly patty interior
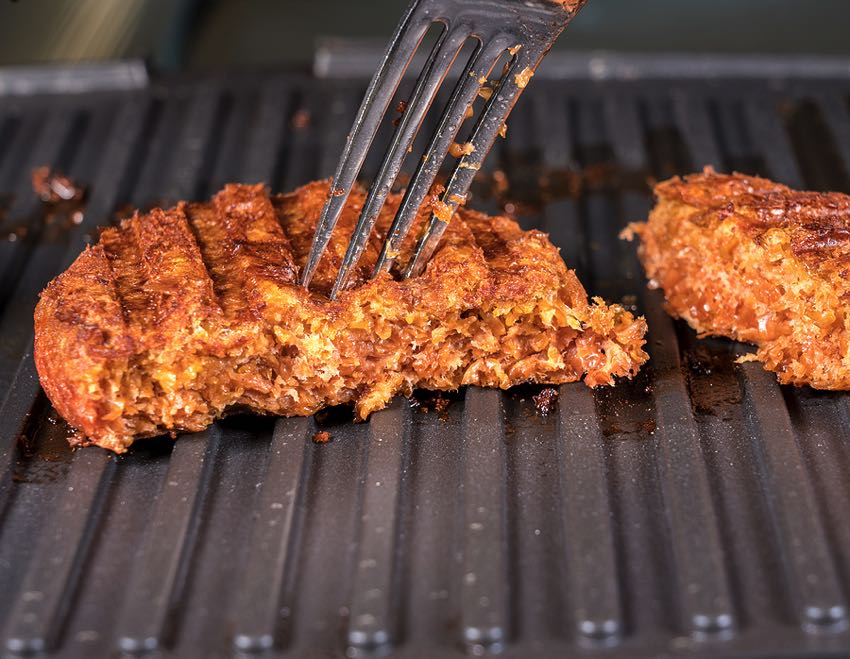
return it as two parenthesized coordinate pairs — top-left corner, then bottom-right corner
(627, 167), (850, 389)
(35, 181), (648, 452)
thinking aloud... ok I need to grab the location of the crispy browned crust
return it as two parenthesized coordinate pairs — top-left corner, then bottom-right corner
(627, 167), (850, 389)
(35, 180), (648, 452)
(550, 0), (587, 12)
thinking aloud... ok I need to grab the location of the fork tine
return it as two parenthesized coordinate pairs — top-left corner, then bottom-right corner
(299, 0), (432, 288)
(372, 37), (510, 277)
(329, 27), (471, 299)
(403, 52), (538, 278)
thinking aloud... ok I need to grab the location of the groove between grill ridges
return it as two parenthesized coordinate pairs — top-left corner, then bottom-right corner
(108, 85), (237, 653)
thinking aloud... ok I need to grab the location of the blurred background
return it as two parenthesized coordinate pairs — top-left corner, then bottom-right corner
(0, 0), (848, 72)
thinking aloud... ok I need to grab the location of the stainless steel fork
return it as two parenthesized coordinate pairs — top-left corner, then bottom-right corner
(301, 0), (589, 298)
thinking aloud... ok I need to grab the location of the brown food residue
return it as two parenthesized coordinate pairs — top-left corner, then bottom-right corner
(312, 430), (332, 444)
(411, 392), (453, 420)
(532, 387), (559, 416)
(291, 109), (311, 130)
(31, 166), (85, 203)
(601, 418), (657, 437)
(432, 396), (450, 417)
(392, 100), (408, 127)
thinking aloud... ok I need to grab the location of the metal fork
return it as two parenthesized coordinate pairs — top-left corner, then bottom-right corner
(300, 0), (588, 298)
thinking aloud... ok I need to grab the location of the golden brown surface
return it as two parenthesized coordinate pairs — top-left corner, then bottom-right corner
(627, 167), (850, 389)
(35, 180), (648, 453)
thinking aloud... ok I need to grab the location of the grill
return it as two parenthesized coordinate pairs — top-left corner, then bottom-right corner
(2, 54), (850, 658)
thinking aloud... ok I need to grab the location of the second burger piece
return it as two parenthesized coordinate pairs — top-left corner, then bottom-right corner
(626, 167), (850, 389)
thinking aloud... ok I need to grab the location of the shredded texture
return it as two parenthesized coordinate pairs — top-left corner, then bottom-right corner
(628, 167), (850, 389)
(35, 180), (648, 453)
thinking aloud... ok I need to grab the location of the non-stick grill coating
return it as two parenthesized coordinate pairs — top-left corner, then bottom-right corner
(2, 57), (850, 658)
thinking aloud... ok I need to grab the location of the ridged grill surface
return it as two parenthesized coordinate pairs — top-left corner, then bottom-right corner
(1, 59), (850, 658)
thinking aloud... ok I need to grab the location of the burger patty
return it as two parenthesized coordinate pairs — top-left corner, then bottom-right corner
(35, 180), (648, 453)
(626, 167), (850, 389)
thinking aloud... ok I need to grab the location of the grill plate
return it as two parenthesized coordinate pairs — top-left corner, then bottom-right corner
(1, 57), (850, 658)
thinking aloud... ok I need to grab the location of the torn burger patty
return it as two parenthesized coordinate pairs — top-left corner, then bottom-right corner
(627, 167), (850, 390)
(35, 180), (648, 453)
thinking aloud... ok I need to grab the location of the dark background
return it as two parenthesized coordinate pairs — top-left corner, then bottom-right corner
(0, 0), (849, 71)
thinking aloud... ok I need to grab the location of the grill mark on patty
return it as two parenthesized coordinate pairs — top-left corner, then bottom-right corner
(133, 205), (221, 327)
(185, 184), (297, 320)
(46, 244), (131, 356)
(182, 202), (231, 314)
(185, 200), (258, 320)
(100, 215), (151, 329)
(214, 183), (299, 290)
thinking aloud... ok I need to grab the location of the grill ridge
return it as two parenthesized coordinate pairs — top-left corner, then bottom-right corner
(557, 385), (622, 643)
(459, 387), (509, 654)
(346, 398), (410, 654)
(232, 417), (314, 651)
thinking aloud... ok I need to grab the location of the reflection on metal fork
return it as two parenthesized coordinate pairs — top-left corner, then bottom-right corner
(300, 0), (589, 298)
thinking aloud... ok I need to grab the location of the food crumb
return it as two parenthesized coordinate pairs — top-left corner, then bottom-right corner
(514, 67), (534, 89)
(431, 199), (454, 223)
(533, 387), (558, 416)
(312, 430), (332, 444)
(291, 109), (311, 129)
(448, 141), (475, 158)
(432, 396), (450, 416)
(409, 392), (452, 420)
(31, 166), (85, 202)
(392, 100), (408, 126)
